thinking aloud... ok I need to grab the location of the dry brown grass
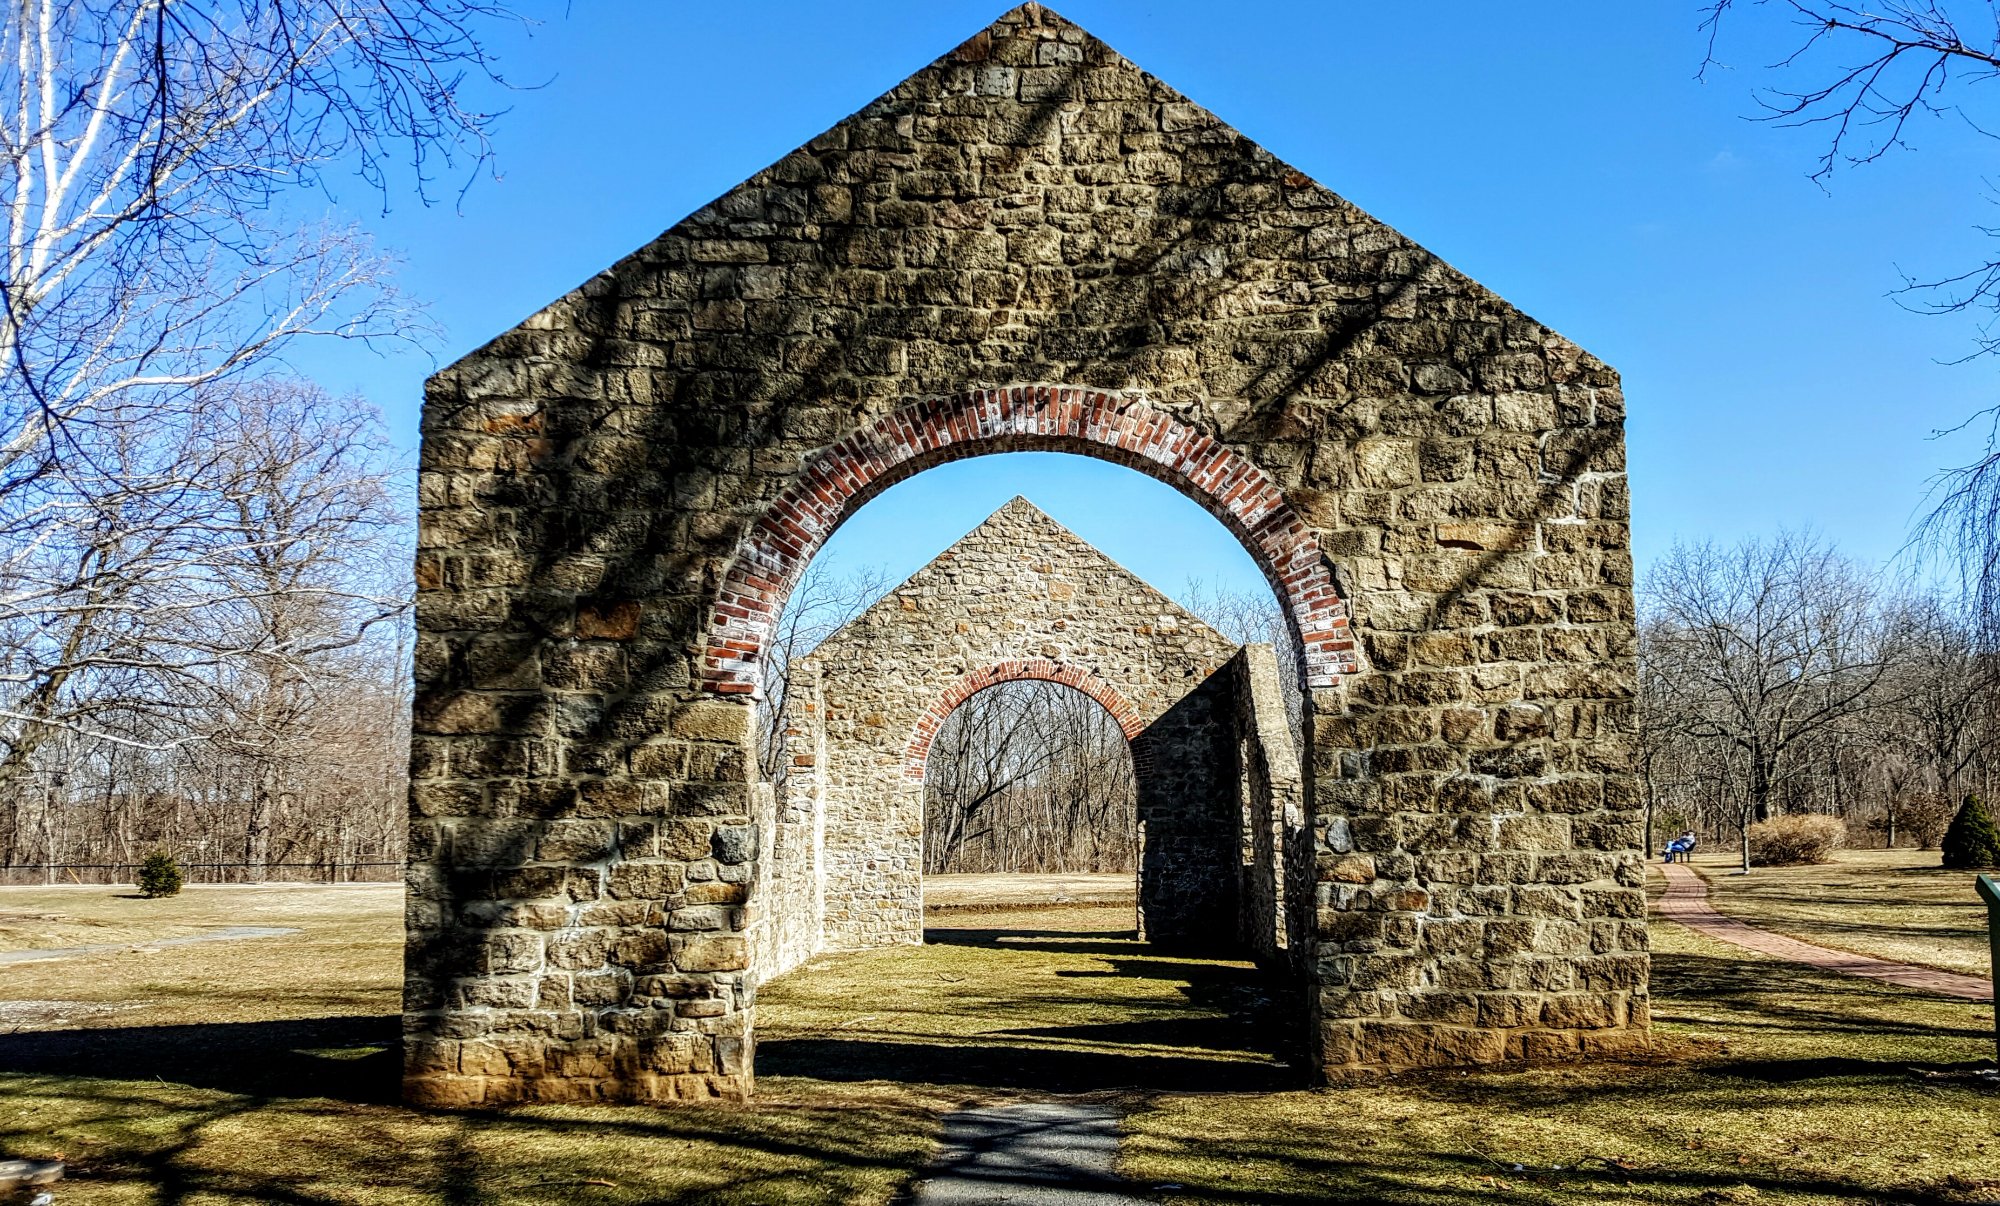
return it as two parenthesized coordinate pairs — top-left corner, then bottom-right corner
(1125, 918), (1999, 1204)
(0, 883), (402, 1029)
(921, 871), (1136, 911)
(757, 903), (1293, 1095)
(1692, 848), (1996, 977)
(0, 884), (944, 1204)
(0, 882), (395, 951)
(0, 880), (1995, 1204)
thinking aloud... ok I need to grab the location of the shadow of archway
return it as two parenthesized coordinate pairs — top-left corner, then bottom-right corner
(757, 916), (1307, 1096)
(0, 1014), (401, 1104)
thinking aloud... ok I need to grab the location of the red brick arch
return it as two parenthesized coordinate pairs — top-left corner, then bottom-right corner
(903, 659), (1145, 780)
(702, 385), (1357, 696)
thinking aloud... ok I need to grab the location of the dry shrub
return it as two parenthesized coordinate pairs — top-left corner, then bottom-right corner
(1899, 792), (1958, 850)
(1748, 814), (1847, 867)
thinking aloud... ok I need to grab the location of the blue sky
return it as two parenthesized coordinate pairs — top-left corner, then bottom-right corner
(290, 2), (1998, 605)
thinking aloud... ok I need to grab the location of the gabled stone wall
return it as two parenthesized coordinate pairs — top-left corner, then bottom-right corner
(408, 2), (1647, 1106)
(795, 497), (1249, 955)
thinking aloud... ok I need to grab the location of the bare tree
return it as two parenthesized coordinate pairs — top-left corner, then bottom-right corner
(0, 380), (399, 788)
(1698, 1), (2000, 628)
(0, 0), (520, 485)
(1180, 575), (1301, 740)
(0, 1), (517, 879)
(1645, 532), (1886, 868)
(1, 632), (409, 881)
(188, 383), (403, 875)
(1640, 525), (2000, 861)
(1636, 616), (1692, 858)
(756, 558), (889, 781)
(1877, 593), (1999, 803)
(923, 679), (1136, 875)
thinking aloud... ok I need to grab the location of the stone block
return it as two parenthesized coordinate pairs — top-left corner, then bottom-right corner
(538, 821), (614, 863)
(611, 930), (672, 969)
(671, 934), (749, 972)
(649, 818), (709, 861)
(1541, 993), (1621, 1030)
(670, 702), (753, 744)
(607, 862), (683, 901)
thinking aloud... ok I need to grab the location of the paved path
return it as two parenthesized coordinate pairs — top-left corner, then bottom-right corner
(923, 873), (1134, 909)
(907, 1103), (1147, 1204)
(0, 926), (297, 967)
(1655, 863), (1992, 1002)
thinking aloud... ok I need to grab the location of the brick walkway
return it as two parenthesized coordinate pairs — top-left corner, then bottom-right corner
(1655, 863), (1993, 1002)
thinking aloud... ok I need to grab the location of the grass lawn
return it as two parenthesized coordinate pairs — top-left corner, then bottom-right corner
(1125, 918), (1999, 1204)
(0, 883), (401, 1032)
(0, 882), (1994, 1204)
(1690, 849), (1996, 978)
(0, 881), (397, 952)
(757, 902), (1292, 1095)
(0, 884), (948, 1203)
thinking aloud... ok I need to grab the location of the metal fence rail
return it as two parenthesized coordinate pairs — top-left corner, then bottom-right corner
(0, 861), (403, 886)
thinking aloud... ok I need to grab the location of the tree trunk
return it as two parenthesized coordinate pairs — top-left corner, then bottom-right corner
(243, 766), (274, 883)
(1642, 780), (1655, 863)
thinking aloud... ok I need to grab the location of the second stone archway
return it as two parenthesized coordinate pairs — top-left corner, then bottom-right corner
(759, 498), (1301, 977)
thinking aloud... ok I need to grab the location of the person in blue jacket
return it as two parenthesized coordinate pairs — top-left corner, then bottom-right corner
(1662, 831), (1697, 863)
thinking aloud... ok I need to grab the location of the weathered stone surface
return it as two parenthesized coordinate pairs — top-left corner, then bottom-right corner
(407, 2), (1647, 1105)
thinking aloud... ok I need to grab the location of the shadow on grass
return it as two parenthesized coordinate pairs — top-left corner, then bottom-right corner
(998, 1015), (1269, 1055)
(1650, 951), (1994, 1040)
(1112, 1142), (1987, 1206)
(924, 927), (1143, 957)
(1706, 1055), (1997, 1082)
(764, 924), (1308, 1094)
(0, 1056), (941, 1206)
(0, 1014), (400, 1103)
(1128, 939), (1998, 1205)
(759, 1036), (1303, 1093)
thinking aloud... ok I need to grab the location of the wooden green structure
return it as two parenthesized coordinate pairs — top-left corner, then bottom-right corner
(1980, 874), (2000, 1066)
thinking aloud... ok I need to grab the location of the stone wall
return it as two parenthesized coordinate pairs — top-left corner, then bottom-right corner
(798, 497), (1245, 952)
(408, 2), (1647, 1106)
(753, 664), (824, 979)
(1229, 643), (1304, 966)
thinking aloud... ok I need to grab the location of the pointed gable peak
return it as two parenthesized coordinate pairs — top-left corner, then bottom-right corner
(993, 3), (1076, 30)
(988, 494), (1061, 527)
(805, 492), (1237, 664)
(956, 495), (1101, 557)
(946, 3), (1085, 55)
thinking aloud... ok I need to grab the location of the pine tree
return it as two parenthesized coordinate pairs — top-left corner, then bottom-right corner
(1940, 795), (2000, 869)
(137, 850), (184, 898)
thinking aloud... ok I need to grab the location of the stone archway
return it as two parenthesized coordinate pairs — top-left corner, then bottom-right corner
(406, 4), (1649, 1108)
(764, 499), (1272, 970)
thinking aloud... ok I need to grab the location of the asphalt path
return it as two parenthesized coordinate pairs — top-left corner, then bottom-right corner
(0, 925), (297, 966)
(907, 1102), (1149, 1204)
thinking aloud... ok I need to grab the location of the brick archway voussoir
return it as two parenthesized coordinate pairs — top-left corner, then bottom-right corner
(702, 385), (1359, 697)
(903, 659), (1147, 780)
